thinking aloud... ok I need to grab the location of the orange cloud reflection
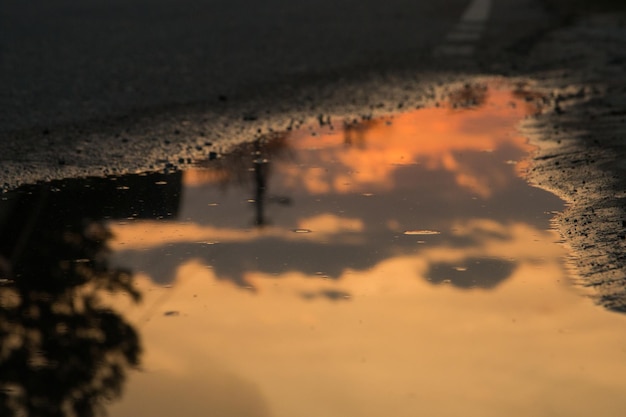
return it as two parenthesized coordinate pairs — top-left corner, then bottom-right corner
(185, 87), (535, 198)
(111, 84), (560, 291)
(289, 90), (531, 198)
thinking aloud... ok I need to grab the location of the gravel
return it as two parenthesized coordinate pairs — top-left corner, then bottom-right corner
(518, 9), (626, 311)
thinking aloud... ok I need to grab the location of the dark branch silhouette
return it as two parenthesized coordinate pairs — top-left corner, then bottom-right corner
(0, 173), (181, 417)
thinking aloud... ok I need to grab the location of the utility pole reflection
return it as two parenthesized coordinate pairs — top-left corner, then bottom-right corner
(250, 138), (291, 228)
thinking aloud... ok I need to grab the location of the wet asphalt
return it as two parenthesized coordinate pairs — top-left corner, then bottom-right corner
(1, 0), (551, 133)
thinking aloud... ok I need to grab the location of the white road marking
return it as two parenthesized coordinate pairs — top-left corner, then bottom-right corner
(461, 0), (493, 22)
(434, 0), (493, 58)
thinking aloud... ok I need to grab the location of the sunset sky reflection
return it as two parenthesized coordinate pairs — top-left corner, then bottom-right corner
(106, 84), (626, 417)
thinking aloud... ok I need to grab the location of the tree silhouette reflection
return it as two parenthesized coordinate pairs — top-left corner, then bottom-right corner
(0, 174), (180, 417)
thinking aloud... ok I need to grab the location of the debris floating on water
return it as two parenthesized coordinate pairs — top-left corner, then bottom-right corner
(403, 230), (441, 235)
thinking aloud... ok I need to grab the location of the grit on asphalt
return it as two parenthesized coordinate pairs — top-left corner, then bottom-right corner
(519, 8), (626, 312)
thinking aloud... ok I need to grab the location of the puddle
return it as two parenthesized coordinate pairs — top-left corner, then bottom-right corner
(2, 83), (626, 417)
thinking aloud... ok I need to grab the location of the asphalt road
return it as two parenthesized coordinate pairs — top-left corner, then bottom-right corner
(1, 0), (552, 133)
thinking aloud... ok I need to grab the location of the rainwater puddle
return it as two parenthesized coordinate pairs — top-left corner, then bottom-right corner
(2, 83), (626, 417)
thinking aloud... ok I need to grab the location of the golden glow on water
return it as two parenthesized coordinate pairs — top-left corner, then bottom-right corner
(109, 213), (366, 250)
(106, 85), (626, 417)
(109, 262), (626, 417)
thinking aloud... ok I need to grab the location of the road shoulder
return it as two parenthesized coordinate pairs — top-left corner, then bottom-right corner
(521, 8), (626, 311)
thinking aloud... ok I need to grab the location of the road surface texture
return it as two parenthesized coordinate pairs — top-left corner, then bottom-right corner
(1, 0), (626, 310)
(1, 0), (552, 184)
(521, 1), (626, 312)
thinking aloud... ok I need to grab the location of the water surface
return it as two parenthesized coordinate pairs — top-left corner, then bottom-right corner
(2, 84), (626, 417)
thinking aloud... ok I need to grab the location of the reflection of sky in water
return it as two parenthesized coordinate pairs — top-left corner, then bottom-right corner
(107, 86), (626, 417)
(111, 88), (560, 291)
